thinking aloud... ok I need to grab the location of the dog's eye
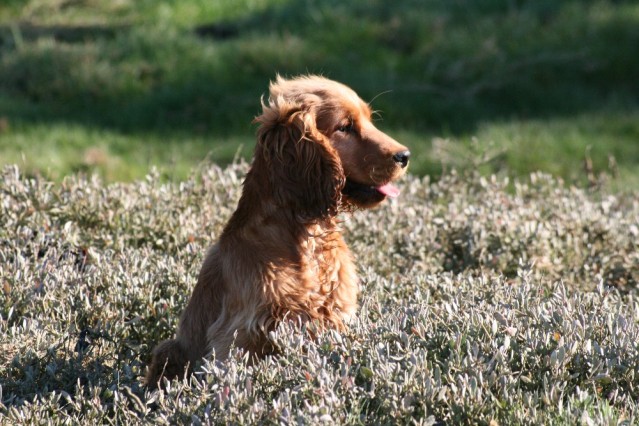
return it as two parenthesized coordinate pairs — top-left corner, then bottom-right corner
(337, 120), (354, 133)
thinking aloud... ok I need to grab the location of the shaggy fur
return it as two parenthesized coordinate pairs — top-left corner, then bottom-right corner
(146, 75), (410, 387)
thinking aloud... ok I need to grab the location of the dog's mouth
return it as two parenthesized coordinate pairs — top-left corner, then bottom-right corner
(342, 178), (401, 206)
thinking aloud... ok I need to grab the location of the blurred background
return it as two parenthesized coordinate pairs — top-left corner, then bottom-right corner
(0, 0), (637, 187)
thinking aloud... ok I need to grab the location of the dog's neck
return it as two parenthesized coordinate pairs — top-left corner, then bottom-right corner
(221, 171), (339, 244)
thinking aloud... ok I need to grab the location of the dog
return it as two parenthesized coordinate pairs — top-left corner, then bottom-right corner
(146, 75), (410, 387)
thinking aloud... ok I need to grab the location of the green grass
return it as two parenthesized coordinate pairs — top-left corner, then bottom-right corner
(1, 164), (637, 424)
(1, 0), (639, 185)
(0, 120), (250, 181)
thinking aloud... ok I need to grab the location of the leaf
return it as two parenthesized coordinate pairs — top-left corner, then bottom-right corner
(360, 366), (374, 379)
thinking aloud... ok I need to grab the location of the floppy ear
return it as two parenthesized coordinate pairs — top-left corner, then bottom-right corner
(253, 96), (345, 221)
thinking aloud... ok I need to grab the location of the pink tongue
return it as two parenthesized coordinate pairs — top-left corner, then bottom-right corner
(376, 182), (400, 198)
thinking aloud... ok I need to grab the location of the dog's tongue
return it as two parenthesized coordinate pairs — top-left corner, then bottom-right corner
(376, 182), (400, 198)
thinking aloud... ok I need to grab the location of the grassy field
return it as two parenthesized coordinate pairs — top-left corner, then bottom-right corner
(0, 164), (638, 424)
(1, 2), (639, 423)
(1, 0), (638, 186)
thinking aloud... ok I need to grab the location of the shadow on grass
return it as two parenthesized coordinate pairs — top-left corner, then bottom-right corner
(1, 327), (146, 408)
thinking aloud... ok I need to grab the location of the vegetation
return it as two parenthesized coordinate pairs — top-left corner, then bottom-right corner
(1, 164), (638, 424)
(1, 1), (638, 423)
(1, 0), (638, 186)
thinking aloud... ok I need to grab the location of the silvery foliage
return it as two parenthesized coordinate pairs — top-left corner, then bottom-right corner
(1, 164), (637, 424)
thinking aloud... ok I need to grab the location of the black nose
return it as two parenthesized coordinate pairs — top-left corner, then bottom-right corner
(392, 150), (411, 168)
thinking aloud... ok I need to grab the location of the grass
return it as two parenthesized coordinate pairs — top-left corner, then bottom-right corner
(1, 0), (638, 185)
(2, 2), (638, 423)
(0, 164), (637, 424)
(1, 1), (638, 422)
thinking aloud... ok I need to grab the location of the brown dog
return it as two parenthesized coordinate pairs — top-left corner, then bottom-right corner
(146, 75), (410, 387)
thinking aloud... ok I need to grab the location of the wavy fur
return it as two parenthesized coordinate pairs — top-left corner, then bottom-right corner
(146, 75), (409, 387)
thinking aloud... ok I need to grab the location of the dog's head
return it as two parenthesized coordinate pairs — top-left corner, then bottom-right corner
(253, 75), (410, 220)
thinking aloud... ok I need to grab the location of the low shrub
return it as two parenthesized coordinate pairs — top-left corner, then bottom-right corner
(1, 164), (637, 424)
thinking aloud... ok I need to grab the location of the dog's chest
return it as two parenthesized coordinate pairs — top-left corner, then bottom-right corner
(301, 232), (343, 294)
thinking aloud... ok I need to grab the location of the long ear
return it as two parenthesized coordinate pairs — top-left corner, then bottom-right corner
(253, 96), (345, 221)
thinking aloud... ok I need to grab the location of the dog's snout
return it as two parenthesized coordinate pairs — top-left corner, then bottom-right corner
(392, 150), (411, 168)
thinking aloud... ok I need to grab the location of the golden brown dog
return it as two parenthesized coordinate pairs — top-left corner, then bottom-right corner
(146, 75), (410, 387)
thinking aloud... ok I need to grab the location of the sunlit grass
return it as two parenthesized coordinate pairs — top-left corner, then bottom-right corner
(1, 121), (252, 181)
